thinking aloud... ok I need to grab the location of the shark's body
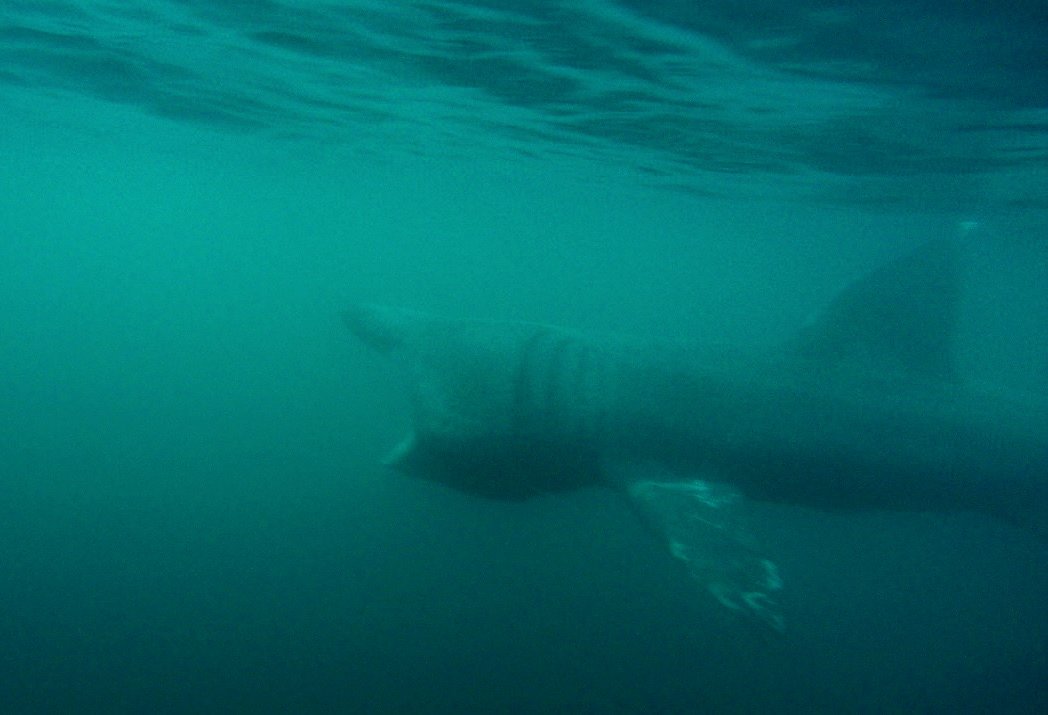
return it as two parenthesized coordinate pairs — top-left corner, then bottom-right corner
(343, 240), (1047, 631)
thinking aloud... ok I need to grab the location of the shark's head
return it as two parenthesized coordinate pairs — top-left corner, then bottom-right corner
(343, 304), (605, 500)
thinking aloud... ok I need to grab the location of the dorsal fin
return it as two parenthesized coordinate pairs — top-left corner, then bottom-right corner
(791, 240), (960, 382)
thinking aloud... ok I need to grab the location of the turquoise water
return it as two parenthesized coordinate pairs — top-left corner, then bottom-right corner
(1, 2), (1046, 712)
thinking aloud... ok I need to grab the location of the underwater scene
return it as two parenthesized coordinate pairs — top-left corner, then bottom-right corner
(1, 1), (1046, 712)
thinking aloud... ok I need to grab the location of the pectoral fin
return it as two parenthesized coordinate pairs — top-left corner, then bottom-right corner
(611, 465), (785, 633)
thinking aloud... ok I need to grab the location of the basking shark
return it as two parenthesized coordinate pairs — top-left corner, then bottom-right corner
(343, 240), (1047, 632)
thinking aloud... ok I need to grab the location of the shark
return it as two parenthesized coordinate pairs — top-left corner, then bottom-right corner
(342, 239), (1047, 632)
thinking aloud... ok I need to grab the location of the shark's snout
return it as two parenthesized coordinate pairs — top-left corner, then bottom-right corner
(341, 303), (414, 353)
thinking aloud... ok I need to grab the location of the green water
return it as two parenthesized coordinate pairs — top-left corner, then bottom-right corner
(1, 1), (1046, 711)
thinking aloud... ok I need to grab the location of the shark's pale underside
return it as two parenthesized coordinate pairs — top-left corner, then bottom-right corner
(342, 240), (1047, 632)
